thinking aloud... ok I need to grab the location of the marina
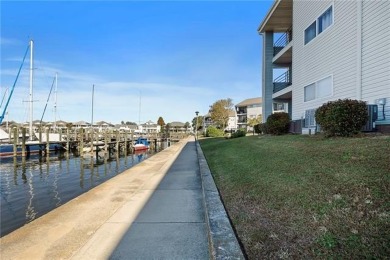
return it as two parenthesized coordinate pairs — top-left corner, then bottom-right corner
(0, 143), (167, 237)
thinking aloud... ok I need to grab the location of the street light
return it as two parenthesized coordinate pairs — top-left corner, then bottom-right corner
(195, 111), (199, 140)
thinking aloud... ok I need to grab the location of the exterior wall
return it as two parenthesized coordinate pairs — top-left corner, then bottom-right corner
(292, 0), (359, 120)
(247, 105), (262, 119)
(361, 0), (390, 125)
(226, 115), (237, 131)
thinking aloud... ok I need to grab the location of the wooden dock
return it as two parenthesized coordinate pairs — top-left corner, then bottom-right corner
(2, 127), (190, 158)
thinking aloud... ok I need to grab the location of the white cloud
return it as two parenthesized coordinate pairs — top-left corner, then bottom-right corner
(0, 37), (23, 46)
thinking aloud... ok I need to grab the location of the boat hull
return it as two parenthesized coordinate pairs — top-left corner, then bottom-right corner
(0, 143), (64, 158)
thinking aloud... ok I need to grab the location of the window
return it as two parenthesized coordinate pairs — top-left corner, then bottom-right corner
(318, 6), (333, 33)
(273, 102), (289, 113)
(304, 21), (316, 44)
(304, 5), (333, 45)
(304, 76), (333, 102)
(304, 83), (316, 102)
(305, 109), (316, 127)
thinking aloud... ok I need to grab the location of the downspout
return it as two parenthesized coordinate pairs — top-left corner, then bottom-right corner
(356, 0), (362, 100)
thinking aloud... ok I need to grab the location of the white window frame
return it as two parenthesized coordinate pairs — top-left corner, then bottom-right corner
(318, 6), (333, 34)
(304, 75), (333, 103)
(304, 3), (334, 45)
(304, 109), (317, 127)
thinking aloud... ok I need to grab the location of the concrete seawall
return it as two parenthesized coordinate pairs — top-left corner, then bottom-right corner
(1, 136), (244, 259)
(1, 138), (189, 259)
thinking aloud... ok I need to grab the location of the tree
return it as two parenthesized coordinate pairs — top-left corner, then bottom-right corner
(125, 121), (137, 125)
(192, 116), (204, 131)
(184, 122), (190, 132)
(247, 115), (262, 135)
(157, 116), (165, 127)
(121, 120), (125, 125)
(209, 98), (233, 129)
(165, 123), (171, 133)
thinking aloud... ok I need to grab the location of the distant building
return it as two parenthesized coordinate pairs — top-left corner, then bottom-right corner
(169, 122), (187, 133)
(140, 120), (160, 133)
(235, 97), (262, 130)
(225, 110), (237, 131)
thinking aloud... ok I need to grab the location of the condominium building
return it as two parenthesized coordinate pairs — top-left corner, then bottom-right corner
(235, 97), (262, 130)
(258, 0), (390, 133)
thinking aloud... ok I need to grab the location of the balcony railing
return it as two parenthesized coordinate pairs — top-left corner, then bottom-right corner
(273, 70), (292, 93)
(274, 27), (292, 56)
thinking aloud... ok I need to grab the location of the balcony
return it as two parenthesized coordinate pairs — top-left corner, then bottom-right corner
(273, 70), (291, 93)
(237, 116), (247, 124)
(274, 27), (292, 56)
(236, 109), (247, 115)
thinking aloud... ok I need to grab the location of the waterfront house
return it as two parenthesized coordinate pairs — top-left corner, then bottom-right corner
(169, 122), (187, 133)
(141, 120), (161, 134)
(235, 97), (262, 131)
(73, 121), (91, 129)
(258, 0), (390, 133)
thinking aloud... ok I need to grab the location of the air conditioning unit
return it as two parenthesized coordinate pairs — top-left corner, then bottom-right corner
(362, 104), (378, 132)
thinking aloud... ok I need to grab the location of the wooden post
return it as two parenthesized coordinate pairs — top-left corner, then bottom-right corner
(104, 130), (108, 155)
(46, 127), (50, 156)
(90, 128), (94, 158)
(13, 127), (18, 157)
(124, 131), (128, 154)
(66, 128), (70, 158)
(79, 128), (84, 155)
(116, 131), (119, 154)
(21, 128), (26, 157)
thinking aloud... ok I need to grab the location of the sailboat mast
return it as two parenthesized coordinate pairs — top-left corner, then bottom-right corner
(138, 91), (141, 126)
(91, 84), (94, 127)
(29, 40), (34, 141)
(54, 72), (58, 129)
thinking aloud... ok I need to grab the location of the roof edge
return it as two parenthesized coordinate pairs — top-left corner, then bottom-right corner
(257, 0), (282, 33)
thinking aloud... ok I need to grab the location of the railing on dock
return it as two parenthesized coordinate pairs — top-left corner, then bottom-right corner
(0, 127), (190, 159)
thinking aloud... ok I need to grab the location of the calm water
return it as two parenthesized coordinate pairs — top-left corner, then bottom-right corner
(0, 145), (166, 237)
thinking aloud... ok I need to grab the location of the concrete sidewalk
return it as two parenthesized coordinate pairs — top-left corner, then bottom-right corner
(1, 137), (244, 259)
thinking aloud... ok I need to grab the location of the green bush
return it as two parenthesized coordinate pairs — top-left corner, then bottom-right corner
(231, 129), (246, 138)
(255, 123), (268, 134)
(266, 112), (290, 135)
(315, 99), (368, 137)
(206, 126), (224, 137)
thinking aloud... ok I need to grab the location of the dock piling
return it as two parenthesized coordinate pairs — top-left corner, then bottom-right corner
(22, 128), (26, 157)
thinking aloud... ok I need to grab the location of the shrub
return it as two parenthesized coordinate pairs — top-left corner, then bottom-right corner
(255, 123), (268, 134)
(206, 126), (224, 137)
(231, 128), (246, 138)
(315, 99), (368, 137)
(266, 112), (290, 135)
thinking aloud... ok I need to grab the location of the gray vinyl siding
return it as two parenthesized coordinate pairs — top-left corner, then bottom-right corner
(361, 0), (390, 124)
(292, 0), (359, 120)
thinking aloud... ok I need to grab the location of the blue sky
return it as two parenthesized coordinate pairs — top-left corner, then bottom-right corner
(1, 1), (272, 124)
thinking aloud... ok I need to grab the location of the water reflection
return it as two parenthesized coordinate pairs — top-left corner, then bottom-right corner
(0, 147), (159, 237)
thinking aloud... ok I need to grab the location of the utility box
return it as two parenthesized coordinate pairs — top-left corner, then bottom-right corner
(362, 104), (378, 132)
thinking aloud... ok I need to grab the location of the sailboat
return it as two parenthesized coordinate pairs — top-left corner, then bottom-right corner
(34, 72), (64, 143)
(0, 40), (64, 158)
(133, 91), (149, 152)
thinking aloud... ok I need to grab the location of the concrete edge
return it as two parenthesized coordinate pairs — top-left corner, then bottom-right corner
(195, 141), (245, 260)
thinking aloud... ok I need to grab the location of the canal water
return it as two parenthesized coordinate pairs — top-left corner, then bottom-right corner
(0, 144), (167, 237)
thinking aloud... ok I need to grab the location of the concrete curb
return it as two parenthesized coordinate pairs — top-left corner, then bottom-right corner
(195, 141), (245, 260)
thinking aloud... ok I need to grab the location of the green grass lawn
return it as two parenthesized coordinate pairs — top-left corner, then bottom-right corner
(199, 134), (390, 259)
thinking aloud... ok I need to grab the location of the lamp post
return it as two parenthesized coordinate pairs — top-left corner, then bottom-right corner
(195, 111), (199, 140)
